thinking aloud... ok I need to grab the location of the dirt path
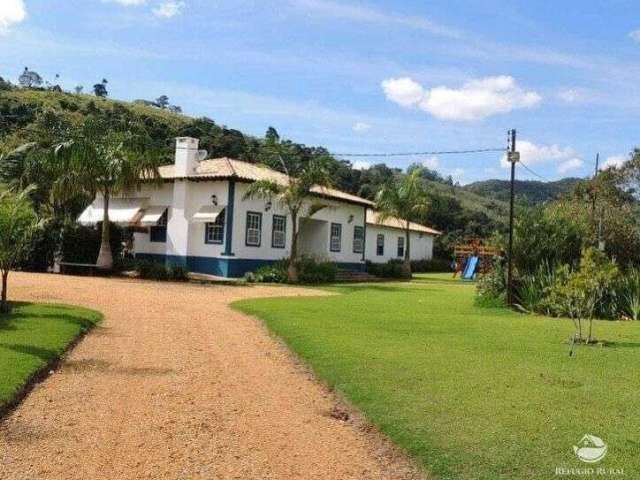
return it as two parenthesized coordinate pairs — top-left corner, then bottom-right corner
(0, 273), (423, 480)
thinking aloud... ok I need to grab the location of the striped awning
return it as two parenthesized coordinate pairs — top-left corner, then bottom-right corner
(139, 206), (168, 227)
(78, 198), (148, 226)
(191, 205), (225, 223)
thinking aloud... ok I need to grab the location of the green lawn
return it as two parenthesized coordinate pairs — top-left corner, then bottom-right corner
(0, 303), (102, 410)
(234, 274), (640, 479)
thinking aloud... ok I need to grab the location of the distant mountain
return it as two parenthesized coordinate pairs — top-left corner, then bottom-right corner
(463, 178), (582, 205)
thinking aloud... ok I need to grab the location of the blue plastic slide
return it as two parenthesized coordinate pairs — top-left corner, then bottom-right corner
(462, 256), (479, 280)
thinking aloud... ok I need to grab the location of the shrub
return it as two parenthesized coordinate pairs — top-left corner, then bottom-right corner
(616, 268), (640, 320)
(136, 260), (169, 281)
(475, 258), (507, 307)
(366, 259), (404, 278)
(515, 263), (556, 313)
(253, 263), (288, 283)
(168, 264), (190, 282)
(411, 258), (451, 273)
(297, 257), (337, 284)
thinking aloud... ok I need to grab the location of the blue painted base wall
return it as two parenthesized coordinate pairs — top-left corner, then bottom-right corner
(136, 253), (365, 278)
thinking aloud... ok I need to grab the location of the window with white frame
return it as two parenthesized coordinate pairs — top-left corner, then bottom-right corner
(353, 226), (364, 254)
(205, 209), (225, 245)
(272, 215), (286, 248)
(330, 223), (342, 252)
(245, 211), (262, 246)
(397, 236), (405, 258)
(376, 234), (384, 256)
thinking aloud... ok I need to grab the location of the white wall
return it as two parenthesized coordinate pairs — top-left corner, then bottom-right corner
(231, 182), (366, 264)
(365, 225), (434, 263)
(131, 179), (369, 266)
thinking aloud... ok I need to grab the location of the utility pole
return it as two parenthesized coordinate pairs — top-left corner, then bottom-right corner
(591, 153), (599, 221)
(506, 129), (518, 306)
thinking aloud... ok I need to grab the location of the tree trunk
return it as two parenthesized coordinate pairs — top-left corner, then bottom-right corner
(288, 213), (299, 283)
(0, 270), (9, 314)
(96, 192), (113, 271)
(402, 223), (412, 279)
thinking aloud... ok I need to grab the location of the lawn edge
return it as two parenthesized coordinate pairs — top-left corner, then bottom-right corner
(231, 298), (430, 480)
(0, 303), (103, 420)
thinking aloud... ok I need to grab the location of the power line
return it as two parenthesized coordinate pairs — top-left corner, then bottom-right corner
(333, 147), (507, 158)
(519, 160), (550, 182)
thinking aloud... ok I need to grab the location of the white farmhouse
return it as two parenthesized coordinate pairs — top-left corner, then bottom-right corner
(78, 137), (440, 278)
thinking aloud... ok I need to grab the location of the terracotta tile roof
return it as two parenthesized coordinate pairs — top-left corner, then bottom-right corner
(158, 157), (374, 207)
(366, 209), (441, 236)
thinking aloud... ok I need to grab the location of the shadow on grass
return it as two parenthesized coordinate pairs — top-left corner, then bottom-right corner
(607, 341), (640, 349)
(0, 343), (59, 362)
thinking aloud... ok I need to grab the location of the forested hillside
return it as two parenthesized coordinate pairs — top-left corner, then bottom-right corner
(464, 178), (581, 205)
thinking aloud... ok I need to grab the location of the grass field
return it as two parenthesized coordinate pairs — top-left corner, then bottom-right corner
(0, 303), (101, 410)
(234, 274), (640, 479)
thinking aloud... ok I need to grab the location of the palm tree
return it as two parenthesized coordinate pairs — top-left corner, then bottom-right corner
(52, 117), (162, 270)
(243, 138), (333, 282)
(375, 168), (430, 278)
(0, 185), (39, 313)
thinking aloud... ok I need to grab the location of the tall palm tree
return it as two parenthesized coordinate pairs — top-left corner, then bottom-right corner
(243, 138), (333, 283)
(375, 168), (430, 278)
(52, 117), (162, 270)
(0, 185), (39, 313)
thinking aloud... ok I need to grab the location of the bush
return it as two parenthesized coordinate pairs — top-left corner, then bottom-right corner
(168, 264), (190, 282)
(366, 259), (404, 278)
(136, 260), (169, 281)
(253, 262), (288, 283)
(297, 257), (337, 284)
(61, 222), (123, 265)
(475, 258), (507, 307)
(411, 258), (451, 273)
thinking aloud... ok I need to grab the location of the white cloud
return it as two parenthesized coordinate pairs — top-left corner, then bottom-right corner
(602, 154), (627, 169)
(0, 0), (26, 34)
(629, 30), (640, 43)
(352, 121), (371, 133)
(382, 76), (541, 121)
(449, 167), (465, 183)
(153, 1), (185, 18)
(421, 155), (440, 169)
(558, 158), (584, 174)
(381, 77), (425, 108)
(500, 140), (583, 175)
(351, 160), (371, 170)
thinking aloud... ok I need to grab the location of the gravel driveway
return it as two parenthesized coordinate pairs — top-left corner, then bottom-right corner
(0, 272), (422, 480)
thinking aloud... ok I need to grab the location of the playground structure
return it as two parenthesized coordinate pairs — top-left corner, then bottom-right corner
(453, 239), (502, 280)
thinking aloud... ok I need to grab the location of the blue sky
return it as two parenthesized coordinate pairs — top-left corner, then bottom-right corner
(1, 0), (640, 184)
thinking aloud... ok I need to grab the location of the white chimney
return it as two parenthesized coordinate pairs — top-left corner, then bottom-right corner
(174, 137), (200, 176)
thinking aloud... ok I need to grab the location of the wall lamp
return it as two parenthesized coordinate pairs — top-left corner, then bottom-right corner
(265, 200), (272, 212)
(348, 214), (354, 223)
(211, 194), (218, 206)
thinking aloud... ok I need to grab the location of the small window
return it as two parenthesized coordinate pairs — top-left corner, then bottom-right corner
(353, 226), (364, 254)
(245, 211), (262, 246)
(376, 234), (384, 256)
(205, 209), (225, 245)
(330, 223), (342, 252)
(397, 236), (405, 258)
(149, 210), (167, 243)
(272, 215), (286, 248)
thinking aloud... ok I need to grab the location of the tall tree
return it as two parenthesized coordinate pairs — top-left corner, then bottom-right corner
(375, 168), (430, 278)
(93, 79), (108, 97)
(155, 95), (170, 109)
(51, 117), (162, 270)
(18, 67), (43, 88)
(0, 185), (39, 313)
(243, 136), (333, 282)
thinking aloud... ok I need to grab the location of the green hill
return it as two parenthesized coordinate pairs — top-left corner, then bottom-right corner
(463, 177), (581, 205)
